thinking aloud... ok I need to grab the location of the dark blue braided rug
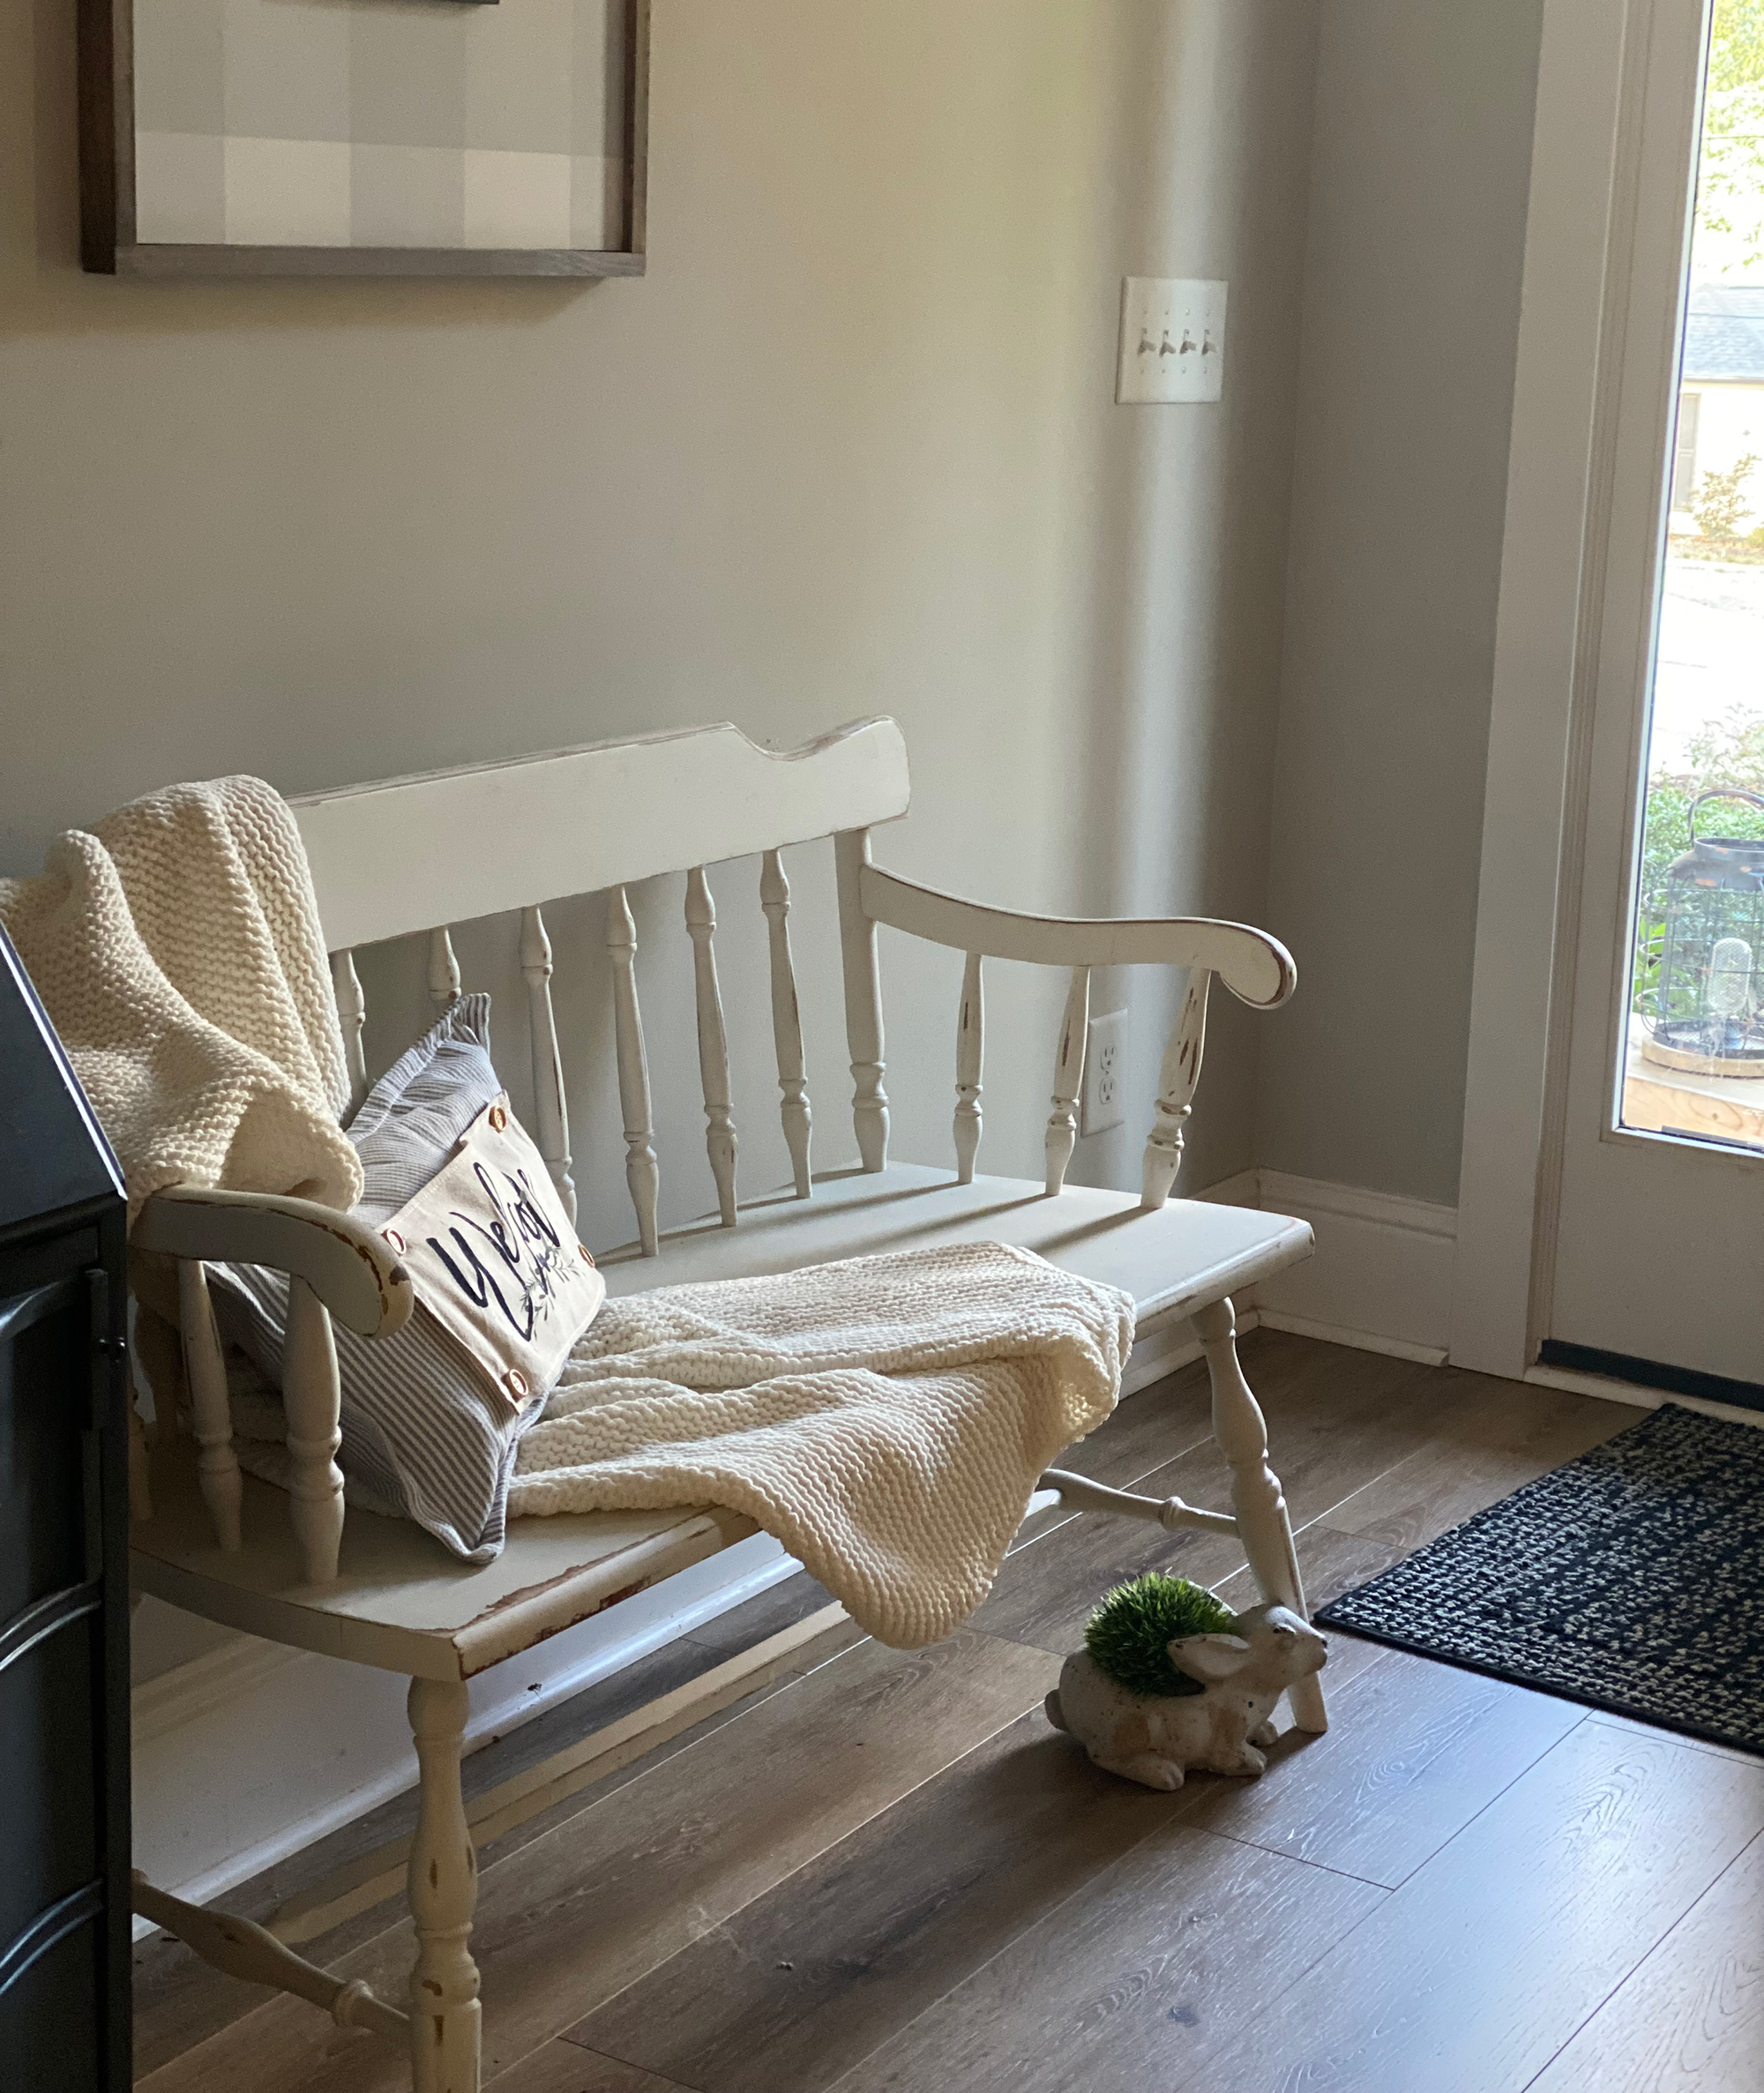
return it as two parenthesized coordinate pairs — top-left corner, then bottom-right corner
(1316, 1403), (1764, 1757)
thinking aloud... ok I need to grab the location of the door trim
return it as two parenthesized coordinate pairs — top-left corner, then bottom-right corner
(1452, 0), (1684, 1377)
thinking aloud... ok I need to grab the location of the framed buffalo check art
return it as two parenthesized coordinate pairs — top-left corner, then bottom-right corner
(78, 0), (648, 278)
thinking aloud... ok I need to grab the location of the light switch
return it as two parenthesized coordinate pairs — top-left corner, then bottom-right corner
(1116, 278), (1228, 404)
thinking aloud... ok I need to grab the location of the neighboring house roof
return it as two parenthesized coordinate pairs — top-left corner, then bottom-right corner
(1685, 283), (1764, 383)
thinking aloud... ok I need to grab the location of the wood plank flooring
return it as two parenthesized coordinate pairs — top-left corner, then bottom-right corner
(1523, 1831), (1764, 2093)
(1180, 1720), (1764, 2093)
(138, 1329), (1763, 2093)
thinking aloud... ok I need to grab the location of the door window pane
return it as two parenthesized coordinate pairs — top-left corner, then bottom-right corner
(1626, 2), (1764, 1155)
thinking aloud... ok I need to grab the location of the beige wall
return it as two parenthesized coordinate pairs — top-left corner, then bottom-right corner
(3, 1), (1318, 1676)
(1257, 0), (1544, 1207)
(3, 0), (1318, 1210)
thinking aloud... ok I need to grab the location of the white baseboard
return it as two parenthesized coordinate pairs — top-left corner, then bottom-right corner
(1188, 1165), (1456, 1364)
(1117, 1162), (1458, 1384)
(1252, 1309), (1447, 1367)
(1251, 1170), (1456, 1364)
(1193, 1166), (1262, 1211)
(132, 1633), (301, 1752)
(131, 1530), (798, 1918)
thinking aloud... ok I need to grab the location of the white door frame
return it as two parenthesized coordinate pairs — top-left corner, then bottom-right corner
(1451, 0), (1681, 1378)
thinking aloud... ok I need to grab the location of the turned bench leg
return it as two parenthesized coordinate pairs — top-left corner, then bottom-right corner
(407, 1678), (482, 2093)
(1193, 1297), (1327, 1734)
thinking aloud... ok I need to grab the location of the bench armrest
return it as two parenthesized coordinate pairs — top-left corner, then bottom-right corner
(131, 1186), (410, 1583)
(132, 1185), (415, 1340)
(857, 865), (1295, 1008)
(845, 856), (1295, 1208)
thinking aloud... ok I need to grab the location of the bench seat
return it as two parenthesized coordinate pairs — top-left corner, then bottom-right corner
(130, 1167), (1308, 1684)
(599, 1162), (1310, 1325)
(130, 1463), (758, 1684)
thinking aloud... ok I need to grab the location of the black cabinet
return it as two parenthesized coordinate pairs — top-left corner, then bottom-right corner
(0, 929), (131, 2091)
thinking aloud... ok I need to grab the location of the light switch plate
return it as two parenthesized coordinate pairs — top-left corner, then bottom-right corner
(1116, 277), (1229, 403)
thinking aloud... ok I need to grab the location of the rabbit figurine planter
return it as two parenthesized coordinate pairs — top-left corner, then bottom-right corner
(1046, 1603), (1328, 1791)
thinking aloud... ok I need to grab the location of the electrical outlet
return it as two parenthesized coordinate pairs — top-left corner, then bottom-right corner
(1116, 278), (1229, 403)
(1081, 1010), (1126, 1136)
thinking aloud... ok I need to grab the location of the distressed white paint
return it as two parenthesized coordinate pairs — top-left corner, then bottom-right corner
(519, 904), (576, 1222)
(406, 1678), (480, 2092)
(1142, 969), (1210, 1210)
(1193, 1296), (1325, 1733)
(860, 866), (1294, 1006)
(132, 1872), (407, 2044)
(607, 882), (661, 1257)
(283, 1276), (347, 1587)
(1038, 1465), (1237, 1537)
(760, 848), (813, 1197)
(273, 1600), (850, 1949)
(834, 827), (890, 1170)
(131, 721), (1317, 1618)
(427, 927), (461, 1012)
(685, 867), (739, 1226)
(292, 719), (913, 953)
(134, 1185), (414, 1341)
(1044, 966), (1090, 1196)
(333, 948), (368, 1115)
(953, 951), (983, 1185)
(590, 1160), (1311, 1324)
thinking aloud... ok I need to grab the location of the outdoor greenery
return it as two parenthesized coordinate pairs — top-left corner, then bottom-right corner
(1634, 701), (1764, 1013)
(1674, 532), (1764, 562)
(1083, 1573), (1237, 1700)
(1698, 1), (1764, 268)
(1690, 453), (1760, 537)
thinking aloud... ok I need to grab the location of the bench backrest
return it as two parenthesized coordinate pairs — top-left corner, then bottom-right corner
(289, 718), (910, 1253)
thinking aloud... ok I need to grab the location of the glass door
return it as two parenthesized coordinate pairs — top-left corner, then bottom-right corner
(1547, 0), (1764, 1401)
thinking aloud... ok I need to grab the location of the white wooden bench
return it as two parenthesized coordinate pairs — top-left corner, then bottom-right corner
(127, 716), (1320, 2093)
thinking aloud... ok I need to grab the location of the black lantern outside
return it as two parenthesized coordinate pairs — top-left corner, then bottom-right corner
(1641, 789), (1764, 1077)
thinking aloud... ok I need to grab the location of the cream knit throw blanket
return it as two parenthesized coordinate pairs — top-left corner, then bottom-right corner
(512, 1242), (1135, 1648)
(0, 777), (360, 1216)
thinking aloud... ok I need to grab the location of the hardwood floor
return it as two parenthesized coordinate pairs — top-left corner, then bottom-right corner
(135, 1329), (1763, 2093)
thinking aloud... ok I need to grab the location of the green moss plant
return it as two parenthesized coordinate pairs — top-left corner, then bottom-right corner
(1083, 1573), (1238, 1699)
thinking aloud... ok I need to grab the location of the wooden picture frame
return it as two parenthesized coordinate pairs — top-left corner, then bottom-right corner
(78, 0), (648, 280)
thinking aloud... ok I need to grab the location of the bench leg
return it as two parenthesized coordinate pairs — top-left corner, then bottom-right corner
(407, 1678), (481, 2093)
(1193, 1297), (1327, 1734)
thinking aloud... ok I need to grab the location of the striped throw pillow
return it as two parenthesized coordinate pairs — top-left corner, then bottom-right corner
(211, 995), (600, 1561)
